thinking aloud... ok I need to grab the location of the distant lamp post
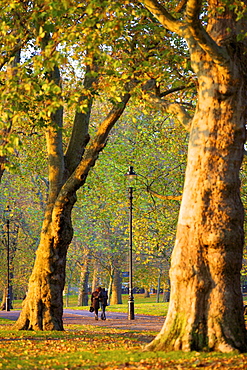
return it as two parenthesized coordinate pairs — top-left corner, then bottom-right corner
(125, 165), (137, 320)
(4, 206), (11, 312)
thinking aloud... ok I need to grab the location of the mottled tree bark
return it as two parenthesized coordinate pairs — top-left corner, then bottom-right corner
(14, 192), (75, 330)
(143, 0), (247, 352)
(147, 69), (247, 351)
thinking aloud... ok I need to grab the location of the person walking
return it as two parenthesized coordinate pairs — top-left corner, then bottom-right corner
(91, 287), (101, 320)
(99, 288), (108, 320)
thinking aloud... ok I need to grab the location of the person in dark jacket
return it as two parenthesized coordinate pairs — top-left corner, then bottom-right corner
(91, 287), (101, 320)
(99, 287), (108, 320)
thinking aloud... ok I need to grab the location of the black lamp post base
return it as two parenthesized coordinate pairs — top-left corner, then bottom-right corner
(128, 299), (134, 320)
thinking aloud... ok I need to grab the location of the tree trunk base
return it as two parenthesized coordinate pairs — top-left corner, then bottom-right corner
(13, 288), (64, 331)
(144, 310), (247, 353)
(14, 301), (64, 331)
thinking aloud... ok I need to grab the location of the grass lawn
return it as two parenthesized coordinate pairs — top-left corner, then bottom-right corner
(0, 318), (246, 369)
(5, 294), (246, 369)
(64, 293), (169, 317)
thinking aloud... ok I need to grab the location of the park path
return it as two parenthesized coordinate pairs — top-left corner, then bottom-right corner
(0, 309), (164, 332)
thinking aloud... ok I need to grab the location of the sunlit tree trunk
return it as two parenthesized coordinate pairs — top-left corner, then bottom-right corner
(111, 269), (122, 304)
(14, 191), (75, 330)
(146, 49), (247, 353)
(148, 70), (247, 350)
(0, 288), (10, 311)
(143, 0), (247, 353)
(107, 265), (114, 305)
(0, 50), (20, 184)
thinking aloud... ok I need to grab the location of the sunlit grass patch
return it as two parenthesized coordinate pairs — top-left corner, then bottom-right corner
(0, 323), (246, 369)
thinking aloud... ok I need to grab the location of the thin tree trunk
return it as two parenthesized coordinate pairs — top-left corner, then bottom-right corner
(65, 283), (70, 308)
(144, 288), (150, 298)
(77, 258), (89, 306)
(0, 288), (7, 311)
(91, 261), (100, 293)
(156, 271), (162, 303)
(107, 266), (114, 305)
(111, 269), (122, 305)
(163, 280), (170, 303)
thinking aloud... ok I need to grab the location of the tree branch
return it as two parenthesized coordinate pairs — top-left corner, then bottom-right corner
(185, 0), (202, 23)
(43, 35), (64, 204)
(160, 84), (194, 97)
(147, 188), (182, 201)
(148, 94), (192, 131)
(64, 61), (98, 174)
(141, 0), (230, 70)
(185, 0), (230, 68)
(57, 93), (131, 199)
(140, 0), (184, 35)
(0, 38), (26, 70)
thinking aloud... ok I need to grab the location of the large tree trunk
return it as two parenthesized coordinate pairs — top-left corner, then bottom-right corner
(14, 193), (75, 330)
(146, 60), (247, 352)
(142, 0), (247, 353)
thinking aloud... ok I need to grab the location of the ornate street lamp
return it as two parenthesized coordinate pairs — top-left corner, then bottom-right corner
(125, 166), (137, 320)
(4, 206), (11, 312)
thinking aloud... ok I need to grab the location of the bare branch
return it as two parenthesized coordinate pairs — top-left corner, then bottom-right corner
(147, 187), (182, 201)
(160, 84), (194, 98)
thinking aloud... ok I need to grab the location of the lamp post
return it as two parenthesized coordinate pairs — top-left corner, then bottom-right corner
(4, 206), (11, 312)
(125, 166), (137, 320)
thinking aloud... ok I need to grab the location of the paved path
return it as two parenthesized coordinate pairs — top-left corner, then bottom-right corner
(0, 309), (164, 332)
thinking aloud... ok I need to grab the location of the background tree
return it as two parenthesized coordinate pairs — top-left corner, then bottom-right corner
(7, 1), (136, 330)
(67, 102), (188, 305)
